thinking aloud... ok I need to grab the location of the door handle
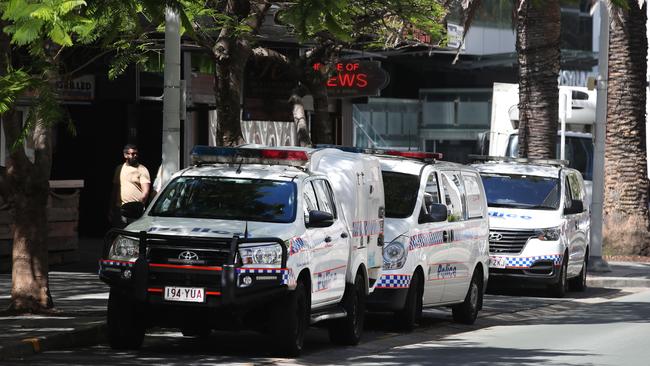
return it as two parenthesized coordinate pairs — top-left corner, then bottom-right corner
(325, 236), (332, 243)
(443, 230), (449, 242)
(340, 232), (348, 239)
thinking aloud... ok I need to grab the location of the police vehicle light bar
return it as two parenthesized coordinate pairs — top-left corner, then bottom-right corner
(384, 151), (443, 160)
(468, 155), (568, 167)
(191, 145), (309, 167)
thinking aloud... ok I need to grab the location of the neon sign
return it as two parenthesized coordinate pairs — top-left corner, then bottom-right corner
(313, 60), (389, 98)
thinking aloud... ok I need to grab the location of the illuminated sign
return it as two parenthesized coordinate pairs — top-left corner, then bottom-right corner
(314, 60), (389, 98)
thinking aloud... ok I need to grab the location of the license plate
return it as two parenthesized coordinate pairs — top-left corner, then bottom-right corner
(489, 256), (507, 269)
(164, 286), (205, 303)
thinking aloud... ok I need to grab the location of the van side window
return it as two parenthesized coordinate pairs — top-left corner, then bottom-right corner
(567, 172), (584, 202)
(424, 172), (441, 204)
(303, 182), (318, 223)
(563, 177), (573, 209)
(441, 172), (465, 222)
(462, 173), (484, 219)
(313, 180), (337, 218)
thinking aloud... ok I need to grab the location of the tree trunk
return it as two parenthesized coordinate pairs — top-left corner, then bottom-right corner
(603, 1), (650, 256)
(3, 109), (54, 314)
(516, 0), (560, 159)
(213, 36), (249, 147)
(289, 88), (312, 147)
(306, 74), (333, 145)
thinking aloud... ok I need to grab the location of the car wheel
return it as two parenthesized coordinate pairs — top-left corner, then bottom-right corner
(107, 288), (145, 350)
(394, 271), (423, 332)
(452, 269), (482, 325)
(329, 273), (366, 345)
(549, 256), (568, 298)
(569, 254), (588, 292)
(272, 281), (309, 357)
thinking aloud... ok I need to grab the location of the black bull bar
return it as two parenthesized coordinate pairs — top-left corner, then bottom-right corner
(102, 229), (288, 304)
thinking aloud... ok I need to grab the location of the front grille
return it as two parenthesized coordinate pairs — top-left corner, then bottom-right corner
(148, 271), (220, 288)
(489, 229), (536, 254)
(149, 246), (230, 266)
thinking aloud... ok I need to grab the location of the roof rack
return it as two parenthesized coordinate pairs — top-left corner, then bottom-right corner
(468, 154), (568, 167)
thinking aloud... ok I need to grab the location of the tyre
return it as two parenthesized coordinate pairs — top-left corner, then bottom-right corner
(394, 271), (423, 332)
(181, 327), (211, 338)
(272, 281), (309, 357)
(452, 269), (482, 325)
(107, 288), (145, 350)
(568, 254), (588, 292)
(328, 274), (366, 345)
(549, 256), (568, 298)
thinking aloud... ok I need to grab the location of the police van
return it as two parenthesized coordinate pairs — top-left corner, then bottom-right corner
(365, 151), (490, 330)
(472, 157), (590, 297)
(99, 146), (384, 355)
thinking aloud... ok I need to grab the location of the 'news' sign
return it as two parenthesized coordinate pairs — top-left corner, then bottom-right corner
(314, 60), (390, 98)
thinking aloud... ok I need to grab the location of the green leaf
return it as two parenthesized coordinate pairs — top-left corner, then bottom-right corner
(59, 0), (87, 15)
(10, 19), (43, 45)
(50, 23), (73, 46)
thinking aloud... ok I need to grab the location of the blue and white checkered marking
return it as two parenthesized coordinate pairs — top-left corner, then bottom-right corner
(289, 237), (307, 255)
(491, 254), (563, 268)
(237, 268), (290, 285)
(376, 274), (411, 288)
(409, 231), (445, 251)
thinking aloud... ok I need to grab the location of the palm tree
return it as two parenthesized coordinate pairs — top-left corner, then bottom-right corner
(603, 0), (650, 256)
(452, 0), (561, 159)
(515, 0), (560, 159)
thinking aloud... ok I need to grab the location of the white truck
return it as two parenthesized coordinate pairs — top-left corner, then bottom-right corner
(99, 146), (384, 356)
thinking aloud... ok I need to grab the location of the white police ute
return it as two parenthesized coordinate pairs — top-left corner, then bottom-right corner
(99, 146), (384, 356)
(365, 151), (490, 330)
(472, 157), (590, 297)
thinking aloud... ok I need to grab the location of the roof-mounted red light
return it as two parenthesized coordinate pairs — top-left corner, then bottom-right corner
(385, 151), (443, 161)
(260, 149), (308, 161)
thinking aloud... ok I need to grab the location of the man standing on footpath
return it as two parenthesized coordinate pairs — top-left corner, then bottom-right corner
(109, 144), (151, 228)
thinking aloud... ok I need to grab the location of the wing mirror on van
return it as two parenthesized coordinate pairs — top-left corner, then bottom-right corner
(425, 203), (448, 223)
(120, 201), (145, 219)
(563, 199), (584, 215)
(307, 210), (334, 228)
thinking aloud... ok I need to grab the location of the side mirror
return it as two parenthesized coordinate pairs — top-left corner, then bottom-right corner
(564, 199), (584, 215)
(426, 203), (448, 223)
(307, 210), (334, 228)
(121, 201), (145, 219)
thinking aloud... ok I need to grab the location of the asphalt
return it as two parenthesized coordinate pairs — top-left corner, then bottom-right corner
(0, 238), (649, 361)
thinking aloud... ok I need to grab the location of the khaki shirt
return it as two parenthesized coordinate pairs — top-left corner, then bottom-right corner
(114, 163), (151, 206)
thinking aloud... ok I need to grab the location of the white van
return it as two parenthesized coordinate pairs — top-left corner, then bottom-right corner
(366, 151), (490, 330)
(99, 146), (383, 356)
(472, 157), (590, 297)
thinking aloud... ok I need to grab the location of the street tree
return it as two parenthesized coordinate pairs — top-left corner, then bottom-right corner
(0, 0), (170, 314)
(603, 0), (650, 255)
(0, 0), (97, 313)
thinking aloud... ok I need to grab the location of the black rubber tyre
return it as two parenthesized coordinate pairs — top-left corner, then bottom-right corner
(452, 269), (482, 325)
(549, 256), (568, 298)
(394, 271), (423, 332)
(328, 274), (366, 345)
(107, 288), (145, 350)
(569, 254), (588, 292)
(181, 327), (211, 338)
(272, 281), (309, 357)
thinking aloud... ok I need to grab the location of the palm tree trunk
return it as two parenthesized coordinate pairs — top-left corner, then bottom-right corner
(516, 0), (561, 159)
(603, 1), (650, 256)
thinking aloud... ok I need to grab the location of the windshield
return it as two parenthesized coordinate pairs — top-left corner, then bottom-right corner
(382, 171), (420, 218)
(507, 134), (593, 180)
(480, 173), (560, 210)
(150, 177), (297, 223)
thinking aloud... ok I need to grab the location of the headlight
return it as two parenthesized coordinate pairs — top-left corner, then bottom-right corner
(238, 243), (283, 266)
(383, 236), (409, 270)
(534, 226), (561, 241)
(108, 235), (139, 261)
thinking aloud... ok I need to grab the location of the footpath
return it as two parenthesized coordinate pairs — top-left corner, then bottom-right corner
(0, 237), (649, 360)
